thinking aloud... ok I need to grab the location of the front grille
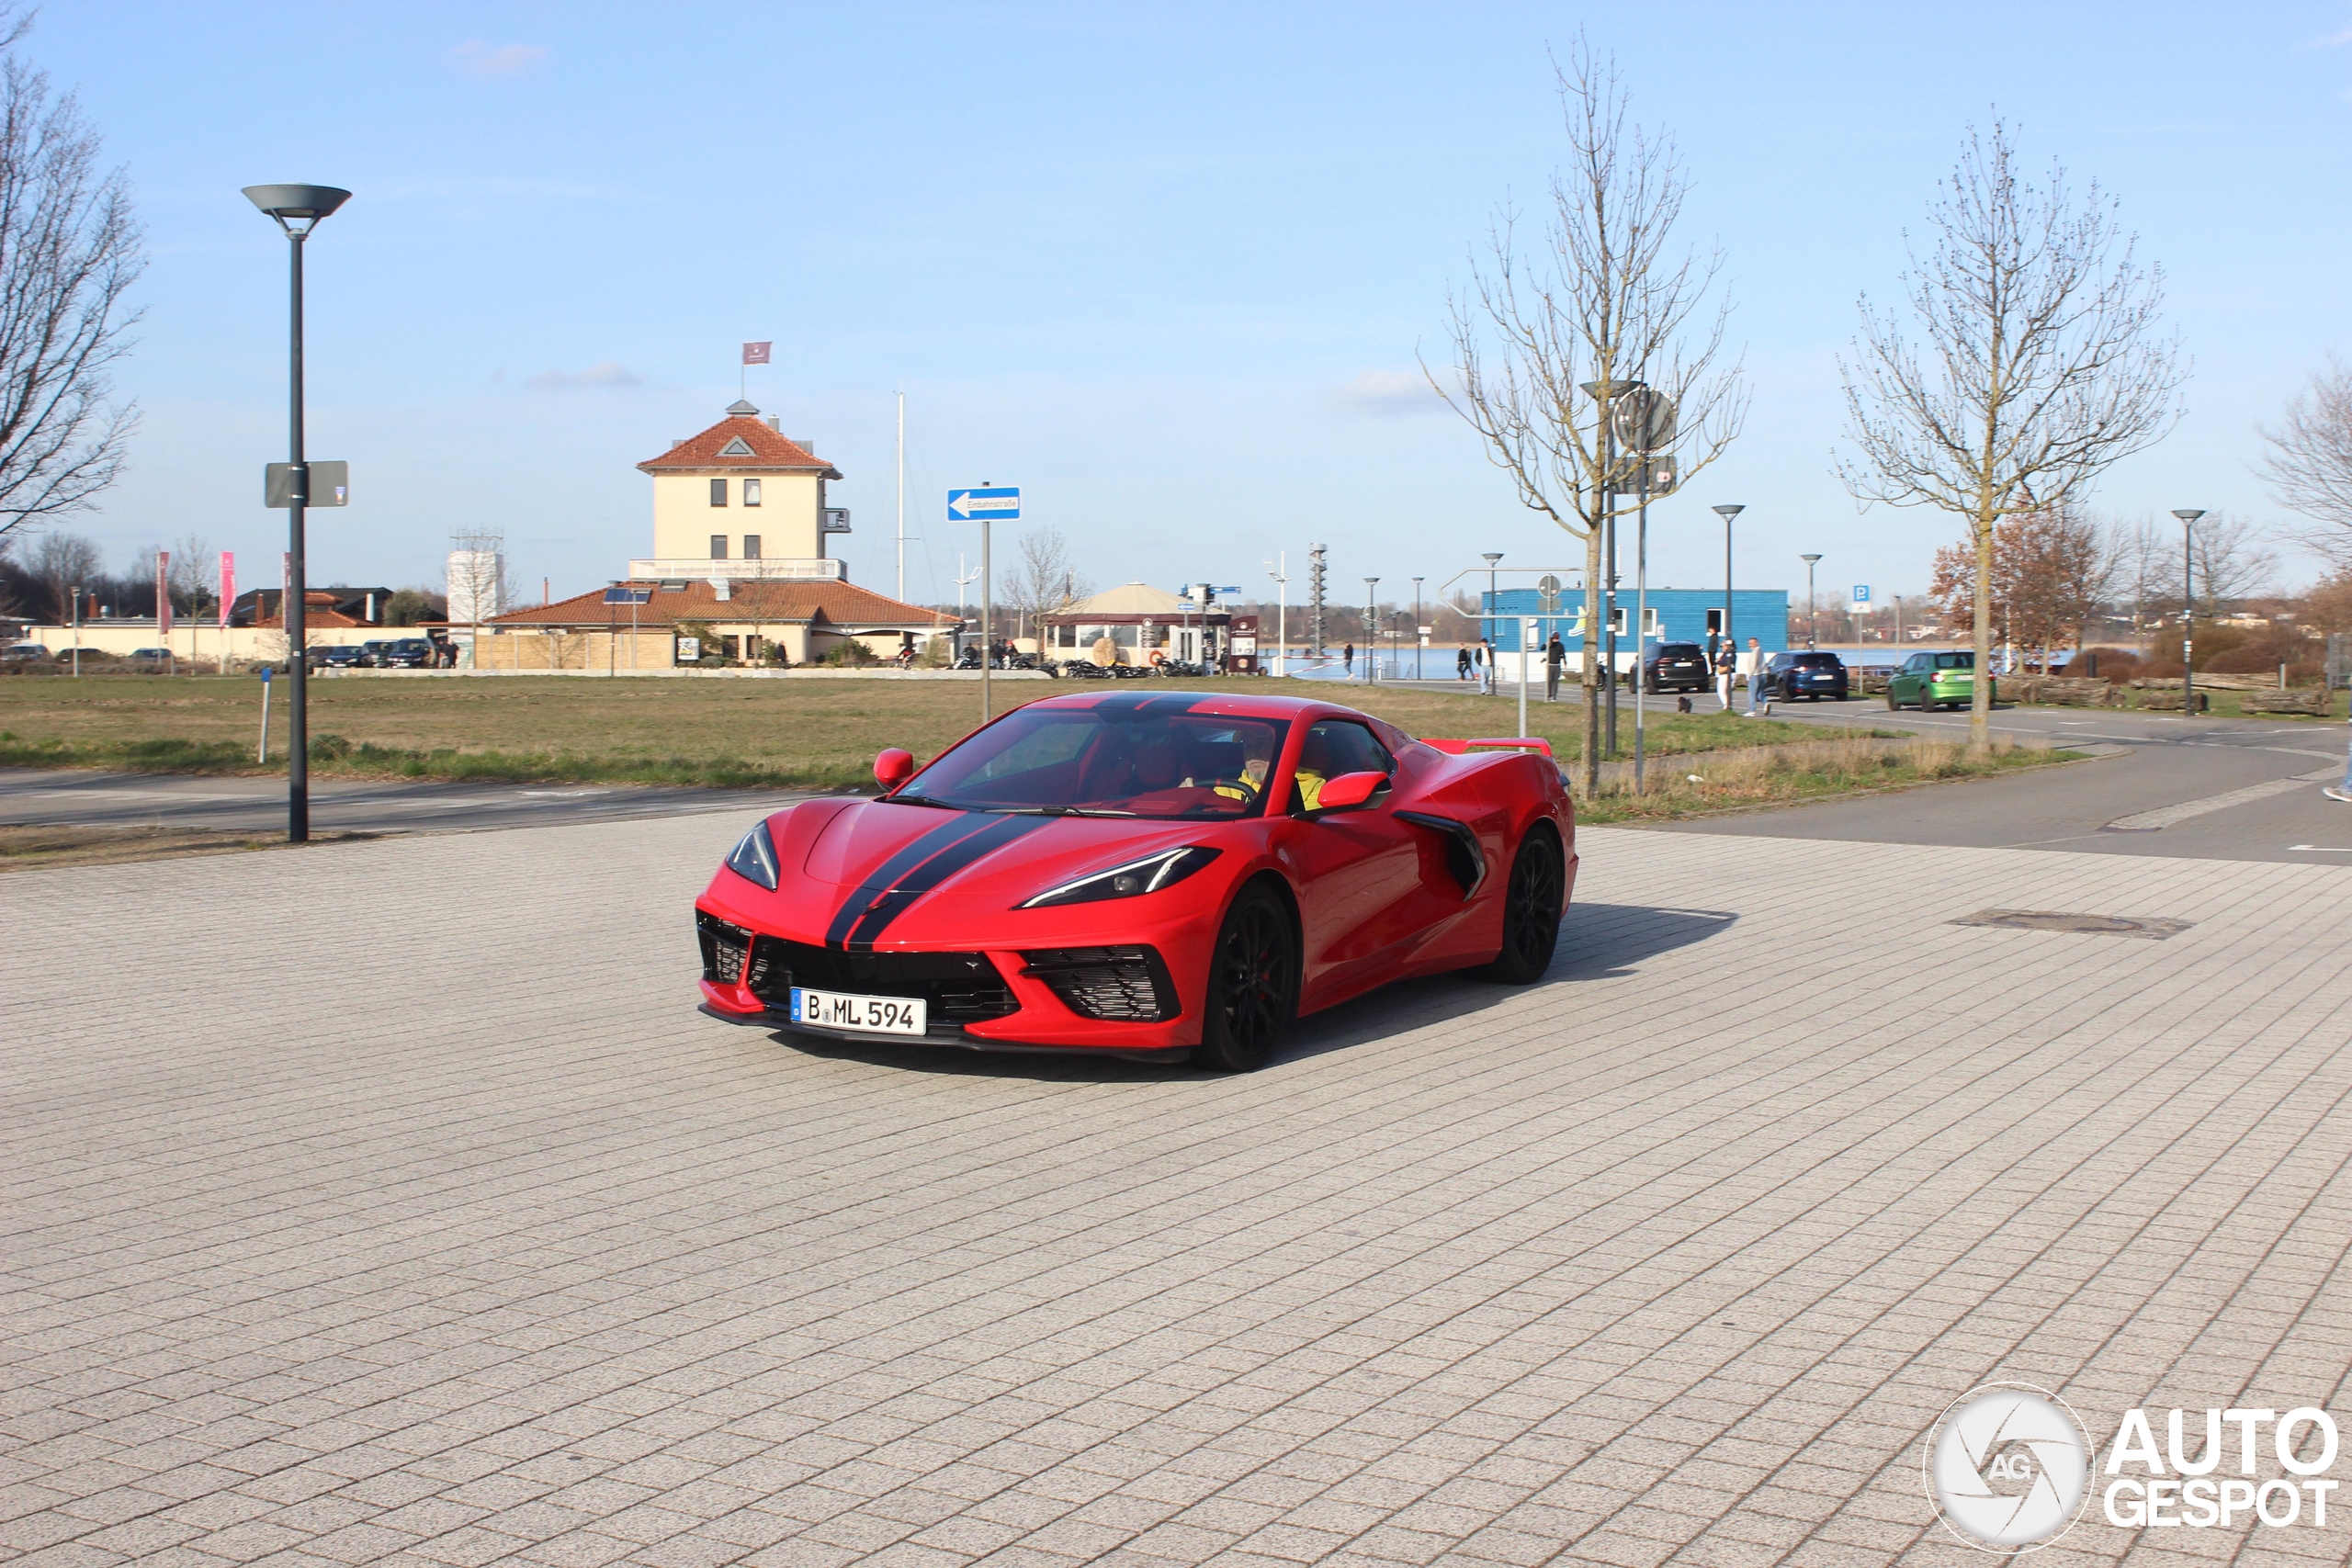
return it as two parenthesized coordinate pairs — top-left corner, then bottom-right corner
(1022, 946), (1178, 1022)
(746, 940), (1017, 1027)
(697, 911), (752, 984)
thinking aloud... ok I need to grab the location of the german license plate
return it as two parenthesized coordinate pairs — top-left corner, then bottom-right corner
(790, 987), (926, 1035)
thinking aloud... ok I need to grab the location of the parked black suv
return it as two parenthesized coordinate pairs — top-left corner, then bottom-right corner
(1762, 649), (1850, 702)
(1630, 641), (1711, 693)
(374, 637), (438, 669)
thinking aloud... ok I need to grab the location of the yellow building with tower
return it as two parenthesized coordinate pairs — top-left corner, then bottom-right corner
(631, 399), (847, 580)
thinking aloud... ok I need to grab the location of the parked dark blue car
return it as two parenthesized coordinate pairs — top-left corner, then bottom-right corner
(1761, 650), (1849, 702)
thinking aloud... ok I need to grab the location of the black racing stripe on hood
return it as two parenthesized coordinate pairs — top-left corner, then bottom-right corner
(839, 813), (1050, 951)
(823, 812), (999, 949)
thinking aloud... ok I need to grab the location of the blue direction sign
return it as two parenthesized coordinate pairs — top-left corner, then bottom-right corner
(947, 487), (1020, 522)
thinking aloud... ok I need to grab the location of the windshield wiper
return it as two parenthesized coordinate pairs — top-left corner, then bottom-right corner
(982, 805), (1137, 818)
(879, 793), (962, 809)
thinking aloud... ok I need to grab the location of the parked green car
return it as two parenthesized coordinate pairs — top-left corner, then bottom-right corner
(1888, 650), (1995, 710)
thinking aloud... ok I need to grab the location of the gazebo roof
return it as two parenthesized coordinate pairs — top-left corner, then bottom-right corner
(1046, 582), (1194, 618)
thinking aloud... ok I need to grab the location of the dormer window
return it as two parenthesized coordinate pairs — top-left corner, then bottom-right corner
(743, 479), (762, 506)
(717, 436), (756, 457)
(709, 478), (727, 506)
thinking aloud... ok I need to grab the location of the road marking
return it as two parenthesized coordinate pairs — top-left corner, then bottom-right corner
(2103, 768), (2343, 831)
(2288, 844), (2352, 852)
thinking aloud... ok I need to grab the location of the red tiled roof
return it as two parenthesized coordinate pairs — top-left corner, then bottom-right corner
(639, 416), (839, 476)
(486, 578), (959, 630)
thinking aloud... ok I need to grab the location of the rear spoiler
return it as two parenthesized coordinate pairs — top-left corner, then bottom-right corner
(1422, 737), (1554, 758)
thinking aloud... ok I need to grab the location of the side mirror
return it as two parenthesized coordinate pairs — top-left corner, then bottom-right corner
(1313, 771), (1390, 813)
(874, 748), (915, 789)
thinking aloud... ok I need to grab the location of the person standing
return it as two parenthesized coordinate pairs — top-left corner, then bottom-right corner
(1738, 637), (1771, 716)
(1456, 645), (1472, 682)
(1477, 640), (1492, 694)
(1342, 641), (1354, 678)
(1714, 641), (1736, 711)
(1544, 633), (1566, 702)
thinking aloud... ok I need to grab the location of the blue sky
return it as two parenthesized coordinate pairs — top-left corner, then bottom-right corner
(24, 1), (2352, 609)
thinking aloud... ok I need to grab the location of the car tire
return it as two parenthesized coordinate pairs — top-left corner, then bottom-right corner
(1189, 886), (1298, 1073)
(1477, 828), (1565, 985)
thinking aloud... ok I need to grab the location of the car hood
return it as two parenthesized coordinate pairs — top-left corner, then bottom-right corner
(757, 796), (1220, 950)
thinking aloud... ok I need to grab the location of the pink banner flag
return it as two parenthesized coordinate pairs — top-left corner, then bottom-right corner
(156, 551), (172, 637)
(282, 552), (291, 625)
(220, 552), (235, 627)
(741, 341), (771, 365)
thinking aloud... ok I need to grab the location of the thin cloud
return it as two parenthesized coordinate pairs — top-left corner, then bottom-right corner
(2294, 24), (2352, 48)
(451, 40), (549, 79)
(526, 362), (644, 391)
(1331, 369), (1442, 417)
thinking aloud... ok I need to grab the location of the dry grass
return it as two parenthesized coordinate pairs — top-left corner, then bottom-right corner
(0, 674), (1842, 789)
(1576, 732), (2076, 823)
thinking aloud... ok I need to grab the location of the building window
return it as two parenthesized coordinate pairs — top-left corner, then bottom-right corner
(710, 535), (729, 560)
(743, 479), (762, 506)
(742, 535), (762, 560)
(709, 478), (728, 506)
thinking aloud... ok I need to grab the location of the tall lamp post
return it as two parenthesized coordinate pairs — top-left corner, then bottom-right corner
(1800, 554), (1823, 649)
(1712, 505), (1743, 663)
(1362, 578), (1379, 682)
(1411, 575), (1425, 682)
(1481, 552), (1502, 692)
(2173, 509), (2204, 716)
(244, 183), (351, 844)
(1265, 553), (1287, 677)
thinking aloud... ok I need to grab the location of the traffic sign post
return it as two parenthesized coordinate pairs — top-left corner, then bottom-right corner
(949, 488), (1018, 719)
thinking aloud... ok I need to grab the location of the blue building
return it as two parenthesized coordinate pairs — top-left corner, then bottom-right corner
(1480, 587), (1789, 671)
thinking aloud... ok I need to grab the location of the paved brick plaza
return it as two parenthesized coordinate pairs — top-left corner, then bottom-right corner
(6, 816), (2349, 1568)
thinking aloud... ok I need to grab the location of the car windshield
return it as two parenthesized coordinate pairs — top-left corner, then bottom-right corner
(1658, 644), (1702, 656)
(896, 704), (1291, 819)
(1934, 652), (1974, 669)
(1793, 653), (1841, 667)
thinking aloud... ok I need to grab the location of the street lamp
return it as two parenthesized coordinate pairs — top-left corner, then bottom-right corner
(1362, 577), (1379, 682)
(1481, 552), (1503, 691)
(1264, 554), (1287, 677)
(2172, 509), (2204, 716)
(244, 182), (351, 844)
(1411, 575), (1425, 682)
(1800, 554), (1823, 649)
(1712, 505), (1743, 662)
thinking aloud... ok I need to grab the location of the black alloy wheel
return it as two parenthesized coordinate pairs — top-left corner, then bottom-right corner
(1478, 829), (1565, 984)
(1190, 886), (1298, 1072)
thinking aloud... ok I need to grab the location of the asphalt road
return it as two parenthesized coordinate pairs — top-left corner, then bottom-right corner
(1342, 674), (2352, 863)
(0, 767), (809, 836)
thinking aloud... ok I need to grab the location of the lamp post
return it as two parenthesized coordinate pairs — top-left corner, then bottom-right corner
(1712, 505), (1743, 663)
(1265, 553), (1287, 677)
(2173, 509), (2204, 716)
(244, 183), (351, 845)
(1800, 554), (1823, 649)
(1411, 575), (1424, 682)
(1362, 578), (1379, 682)
(1481, 552), (1502, 693)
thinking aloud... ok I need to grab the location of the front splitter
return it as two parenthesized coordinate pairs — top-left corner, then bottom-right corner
(696, 1002), (1193, 1066)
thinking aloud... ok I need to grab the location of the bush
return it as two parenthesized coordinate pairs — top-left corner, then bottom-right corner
(820, 640), (879, 667)
(2056, 647), (2139, 682)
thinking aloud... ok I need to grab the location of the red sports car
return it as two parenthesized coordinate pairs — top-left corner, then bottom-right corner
(695, 691), (1576, 1071)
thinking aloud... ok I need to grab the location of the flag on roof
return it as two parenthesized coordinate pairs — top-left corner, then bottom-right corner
(741, 341), (772, 365)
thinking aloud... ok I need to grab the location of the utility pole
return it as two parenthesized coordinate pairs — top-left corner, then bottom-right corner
(2173, 509), (2204, 717)
(895, 391), (905, 603)
(1265, 553), (1287, 676)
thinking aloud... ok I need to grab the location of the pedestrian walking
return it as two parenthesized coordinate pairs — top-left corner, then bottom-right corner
(1714, 642), (1736, 711)
(1455, 645), (1472, 682)
(1737, 637), (1771, 716)
(1477, 640), (1492, 694)
(1342, 641), (1354, 677)
(1544, 634), (1565, 702)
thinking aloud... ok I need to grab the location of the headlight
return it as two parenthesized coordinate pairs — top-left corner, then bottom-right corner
(1019, 846), (1219, 909)
(724, 818), (781, 890)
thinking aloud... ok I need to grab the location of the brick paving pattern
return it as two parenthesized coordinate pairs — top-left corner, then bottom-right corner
(5, 816), (2348, 1568)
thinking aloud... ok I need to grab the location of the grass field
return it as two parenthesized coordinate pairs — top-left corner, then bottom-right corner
(0, 674), (1849, 790)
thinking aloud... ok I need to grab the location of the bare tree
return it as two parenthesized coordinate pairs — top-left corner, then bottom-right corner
(28, 525), (96, 619)
(165, 533), (214, 619)
(1427, 39), (1745, 794)
(2165, 512), (2277, 617)
(1005, 526), (1091, 637)
(2256, 357), (2352, 571)
(1837, 119), (2184, 749)
(0, 10), (142, 541)
(2111, 513), (2169, 639)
